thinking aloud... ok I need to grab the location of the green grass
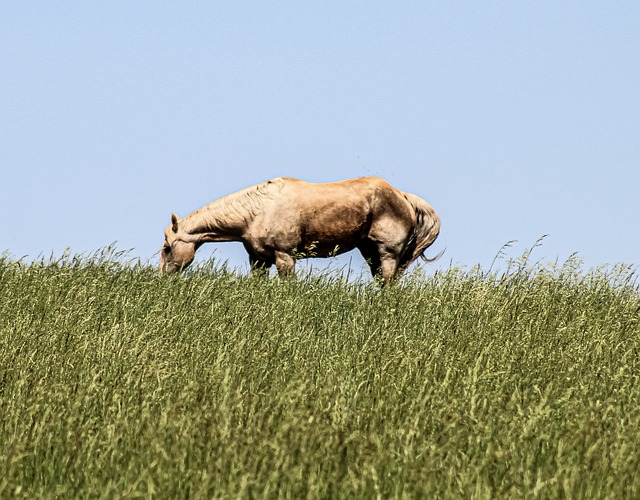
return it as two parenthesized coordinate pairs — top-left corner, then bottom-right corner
(1, 248), (640, 498)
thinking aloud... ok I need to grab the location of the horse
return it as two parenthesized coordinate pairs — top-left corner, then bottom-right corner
(159, 176), (441, 283)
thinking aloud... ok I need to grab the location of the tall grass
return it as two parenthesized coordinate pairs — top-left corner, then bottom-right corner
(1, 248), (639, 498)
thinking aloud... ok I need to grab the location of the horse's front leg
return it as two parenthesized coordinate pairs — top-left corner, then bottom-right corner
(248, 254), (273, 276)
(274, 251), (296, 278)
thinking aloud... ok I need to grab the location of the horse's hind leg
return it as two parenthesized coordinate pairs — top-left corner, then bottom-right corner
(359, 241), (401, 285)
(358, 241), (382, 280)
(378, 254), (400, 283)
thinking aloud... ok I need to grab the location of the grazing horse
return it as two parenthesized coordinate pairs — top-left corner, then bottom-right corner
(159, 176), (441, 283)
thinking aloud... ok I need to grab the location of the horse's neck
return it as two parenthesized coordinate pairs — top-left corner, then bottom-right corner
(182, 200), (247, 243)
(180, 179), (284, 243)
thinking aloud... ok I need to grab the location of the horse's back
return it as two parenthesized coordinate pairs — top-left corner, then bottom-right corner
(276, 176), (399, 207)
(279, 176), (392, 192)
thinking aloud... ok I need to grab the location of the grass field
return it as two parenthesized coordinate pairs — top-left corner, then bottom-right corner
(1, 248), (639, 498)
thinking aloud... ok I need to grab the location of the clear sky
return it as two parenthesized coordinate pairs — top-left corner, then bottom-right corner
(2, 2), (639, 275)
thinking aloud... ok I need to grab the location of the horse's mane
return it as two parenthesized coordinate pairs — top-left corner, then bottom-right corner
(183, 177), (286, 232)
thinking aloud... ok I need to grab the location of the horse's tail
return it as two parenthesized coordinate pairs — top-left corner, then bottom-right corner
(401, 191), (443, 269)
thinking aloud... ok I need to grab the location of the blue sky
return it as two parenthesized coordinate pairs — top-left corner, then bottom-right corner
(2, 2), (638, 275)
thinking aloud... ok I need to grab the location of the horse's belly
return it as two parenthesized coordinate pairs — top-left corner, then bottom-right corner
(299, 205), (369, 255)
(249, 194), (373, 256)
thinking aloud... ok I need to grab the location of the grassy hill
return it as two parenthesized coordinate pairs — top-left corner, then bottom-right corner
(1, 249), (639, 498)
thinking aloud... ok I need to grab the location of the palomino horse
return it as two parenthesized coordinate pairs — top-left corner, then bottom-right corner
(159, 176), (441, 283)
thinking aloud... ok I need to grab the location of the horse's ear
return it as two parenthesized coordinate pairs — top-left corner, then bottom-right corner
(171, 213), (179, 233)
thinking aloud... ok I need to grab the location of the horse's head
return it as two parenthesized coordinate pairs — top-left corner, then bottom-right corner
(159, 213), (197, 274)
